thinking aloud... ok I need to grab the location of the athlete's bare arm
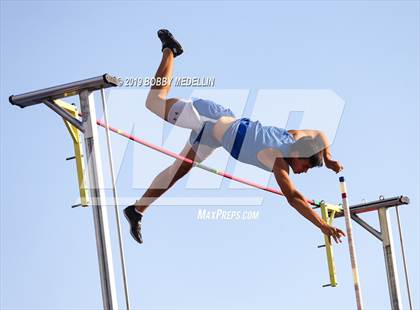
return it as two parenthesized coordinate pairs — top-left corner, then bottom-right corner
(272, 158), (345, 243)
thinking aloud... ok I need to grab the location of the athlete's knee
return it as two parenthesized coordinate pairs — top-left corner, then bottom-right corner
(170, 159), (193, 178)
(145, 91), (166, 117)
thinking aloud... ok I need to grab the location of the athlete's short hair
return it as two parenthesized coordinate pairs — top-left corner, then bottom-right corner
(290, 136), (324, 168)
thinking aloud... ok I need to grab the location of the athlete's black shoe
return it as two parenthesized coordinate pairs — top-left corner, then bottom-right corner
(123, 205), (143, 244)
(157, 29), (183, 57)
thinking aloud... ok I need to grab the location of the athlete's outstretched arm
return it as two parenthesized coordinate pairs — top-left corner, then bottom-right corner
(273, 158), (345, 243)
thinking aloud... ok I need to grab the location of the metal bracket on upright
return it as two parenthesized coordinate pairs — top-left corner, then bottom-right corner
(54, 99), (89, 207)
(319, 201), (343, 288)
(43, 99), (84, 132)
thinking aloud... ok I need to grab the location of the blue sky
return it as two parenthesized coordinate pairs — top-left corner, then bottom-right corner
(1, 1), (419, 309)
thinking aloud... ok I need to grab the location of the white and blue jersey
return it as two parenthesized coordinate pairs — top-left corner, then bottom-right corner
(221, 118), (295, 171)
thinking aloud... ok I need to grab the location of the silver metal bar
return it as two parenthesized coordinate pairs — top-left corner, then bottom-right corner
(395, 206), (413, 310)
(351, 214), (382, 241)
(43, 99), (84, 132)
(80, 90), (118, 309)
(100, 89), (131, 309)
(378, 207), (402, 310)
(9, 74), (120, 108)
(335, 196), (409, 218)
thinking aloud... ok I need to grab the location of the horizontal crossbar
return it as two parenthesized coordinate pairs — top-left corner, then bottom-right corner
(96, 120), (317, 206)
(9, 74), (120, 108)
(335, 196), (409, 217)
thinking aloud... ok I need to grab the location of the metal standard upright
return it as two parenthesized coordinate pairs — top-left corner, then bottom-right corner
(10, 74), (121, 309)
(335, 196), (410, 310)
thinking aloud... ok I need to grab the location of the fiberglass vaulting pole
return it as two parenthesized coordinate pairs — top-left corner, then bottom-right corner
(339, 177), (364, 310)
(100, 89), (131, 310)
(395, 206), (413, 310)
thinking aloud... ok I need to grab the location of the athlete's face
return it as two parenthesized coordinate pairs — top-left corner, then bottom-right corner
(290, 158), (311, 174)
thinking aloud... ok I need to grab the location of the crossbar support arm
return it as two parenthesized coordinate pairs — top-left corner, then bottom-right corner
(43, 99), (84, 132)
(351, 214), (382, 241)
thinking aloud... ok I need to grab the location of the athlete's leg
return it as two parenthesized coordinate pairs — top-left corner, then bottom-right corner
(145, 48), (179, 120)
(124, 138), (215, 244)
(145, 29), (184, 121)
(133, 142), (213, 214)
(146, 48), (203, 131)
